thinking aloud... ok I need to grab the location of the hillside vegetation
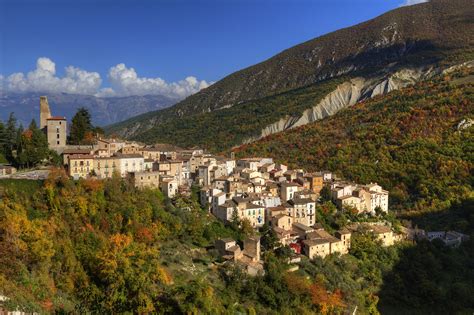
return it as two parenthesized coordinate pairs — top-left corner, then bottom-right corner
(128, 78), (342, 151)
(1, 173), (474, 314)
(234, 70), (474, 218)
(106, 0), (473, 144)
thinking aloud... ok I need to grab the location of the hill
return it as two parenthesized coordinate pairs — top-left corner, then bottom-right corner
(233, 70), (474, 217)
(106, 0), (474, 149)
(1, 169), (473, 314)
(0, 92), (178, 127)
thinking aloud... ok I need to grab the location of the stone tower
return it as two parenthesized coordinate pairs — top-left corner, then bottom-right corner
(39, 96), (51, 130)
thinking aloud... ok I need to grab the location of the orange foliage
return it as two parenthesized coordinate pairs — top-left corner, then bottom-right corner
(22, 129), (33, 140)
(84, 131), (95, 144)
(136, 227), (153, 243)
(41, 299), (54, 312)
(109, 233), (132, 251)
(82, 178), (104, 192)
(309, 281), (345, 314)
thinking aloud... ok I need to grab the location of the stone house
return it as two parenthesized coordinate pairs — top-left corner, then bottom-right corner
(303, 239), (331, 259)
(304, 173), (324, 194)
(160, 176), (178, 198)
(280, 182), (301, 201)
(94, 157), (120, 179)
(116, 154), (145, 177)
(132, 171), (161, 189)
(287, 198), (316, 226)
(68, 154), (94, 179)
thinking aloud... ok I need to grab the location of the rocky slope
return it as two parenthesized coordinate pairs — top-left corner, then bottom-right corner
(244, 62), (474, 142)
(234, 70), (474, 214)
(0, 92), (178, 127)
(106, 0), (473, 148)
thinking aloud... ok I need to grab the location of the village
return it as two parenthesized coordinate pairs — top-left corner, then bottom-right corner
(1, 96), (469, 275)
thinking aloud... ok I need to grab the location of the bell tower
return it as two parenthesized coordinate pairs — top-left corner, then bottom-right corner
(39, 96), (51, 130)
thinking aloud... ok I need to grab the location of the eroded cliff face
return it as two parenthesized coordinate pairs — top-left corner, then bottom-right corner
(243, 66), (437, 143)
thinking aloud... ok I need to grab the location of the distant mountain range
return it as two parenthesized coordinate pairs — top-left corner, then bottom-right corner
(0, 92), (179, 127)
(105, 0), (474, 150)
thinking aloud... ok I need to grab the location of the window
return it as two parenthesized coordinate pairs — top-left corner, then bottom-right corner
(57, 141), (60, 145)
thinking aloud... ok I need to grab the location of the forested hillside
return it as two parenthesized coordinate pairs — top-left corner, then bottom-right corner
(106, 0), (474, 145)
(234, 70), (474, 218)
(1, 171), (473, 314)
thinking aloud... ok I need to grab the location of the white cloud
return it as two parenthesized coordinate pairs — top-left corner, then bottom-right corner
(98, 63), (211, 98)
(1, 57), (211, 99)
(400, 0), (429, 6)
(3, 57), (102, 95)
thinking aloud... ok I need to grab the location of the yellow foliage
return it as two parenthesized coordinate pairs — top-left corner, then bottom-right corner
(156, 266), (173, 285)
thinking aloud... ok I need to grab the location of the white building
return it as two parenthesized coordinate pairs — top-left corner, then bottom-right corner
(117, 154), (145, 177)
(365, 183), (389, 213)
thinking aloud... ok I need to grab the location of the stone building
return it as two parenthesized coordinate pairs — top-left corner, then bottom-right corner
(40, 96), (67, 152)
(46, 116), (67, 149)
(68, 154), (94, 179)
(132, 171), (161, 189)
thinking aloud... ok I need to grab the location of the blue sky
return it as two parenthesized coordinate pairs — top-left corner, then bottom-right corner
(0, 0), (425, 98)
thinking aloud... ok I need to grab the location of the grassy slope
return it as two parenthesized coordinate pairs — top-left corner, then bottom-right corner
(233, 71), (474, 215)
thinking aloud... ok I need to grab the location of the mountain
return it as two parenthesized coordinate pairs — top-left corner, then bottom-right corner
(233, 69), (474, 216)
(0, 92), (179, 127)
(106, 0), (473, 149)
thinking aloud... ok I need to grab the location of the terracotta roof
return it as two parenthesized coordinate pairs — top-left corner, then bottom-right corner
(63, 149), (92, 154)
(245, 202), (264, 210)
(69, 154), (93, 159)
(114, 153), (144, 159)
(46, 116), (66, 120)
(292, 222), (313, 231)
(268, 205), (286, 212)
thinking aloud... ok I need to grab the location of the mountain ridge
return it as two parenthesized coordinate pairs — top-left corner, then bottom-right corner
(0, 92), (179, 126)
(106, 0), (473, 149)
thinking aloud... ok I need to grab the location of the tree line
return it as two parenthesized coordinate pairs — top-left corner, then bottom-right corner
(0, 107), (104, 169)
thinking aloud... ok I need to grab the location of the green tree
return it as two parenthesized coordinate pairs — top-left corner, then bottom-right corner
(260, 224), (279, 251)
(69, 107), (93, 145)
(4, 113), (17, 162)
(25, 120), (49, 168)
(319, 186), (332, 203)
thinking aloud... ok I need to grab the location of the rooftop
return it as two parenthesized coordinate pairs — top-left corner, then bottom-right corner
(46, 116), (66, 121)
(303, 239), (330, 246)
(69, 154), (94, 159)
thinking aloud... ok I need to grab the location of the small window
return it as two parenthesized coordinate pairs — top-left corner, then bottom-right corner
(57, 141), (60, 145)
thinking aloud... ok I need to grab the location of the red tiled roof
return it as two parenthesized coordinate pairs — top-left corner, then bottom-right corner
(47, 116), (66, 120)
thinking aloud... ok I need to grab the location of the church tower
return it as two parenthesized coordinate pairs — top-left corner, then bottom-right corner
(39, 96), (51, 130)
